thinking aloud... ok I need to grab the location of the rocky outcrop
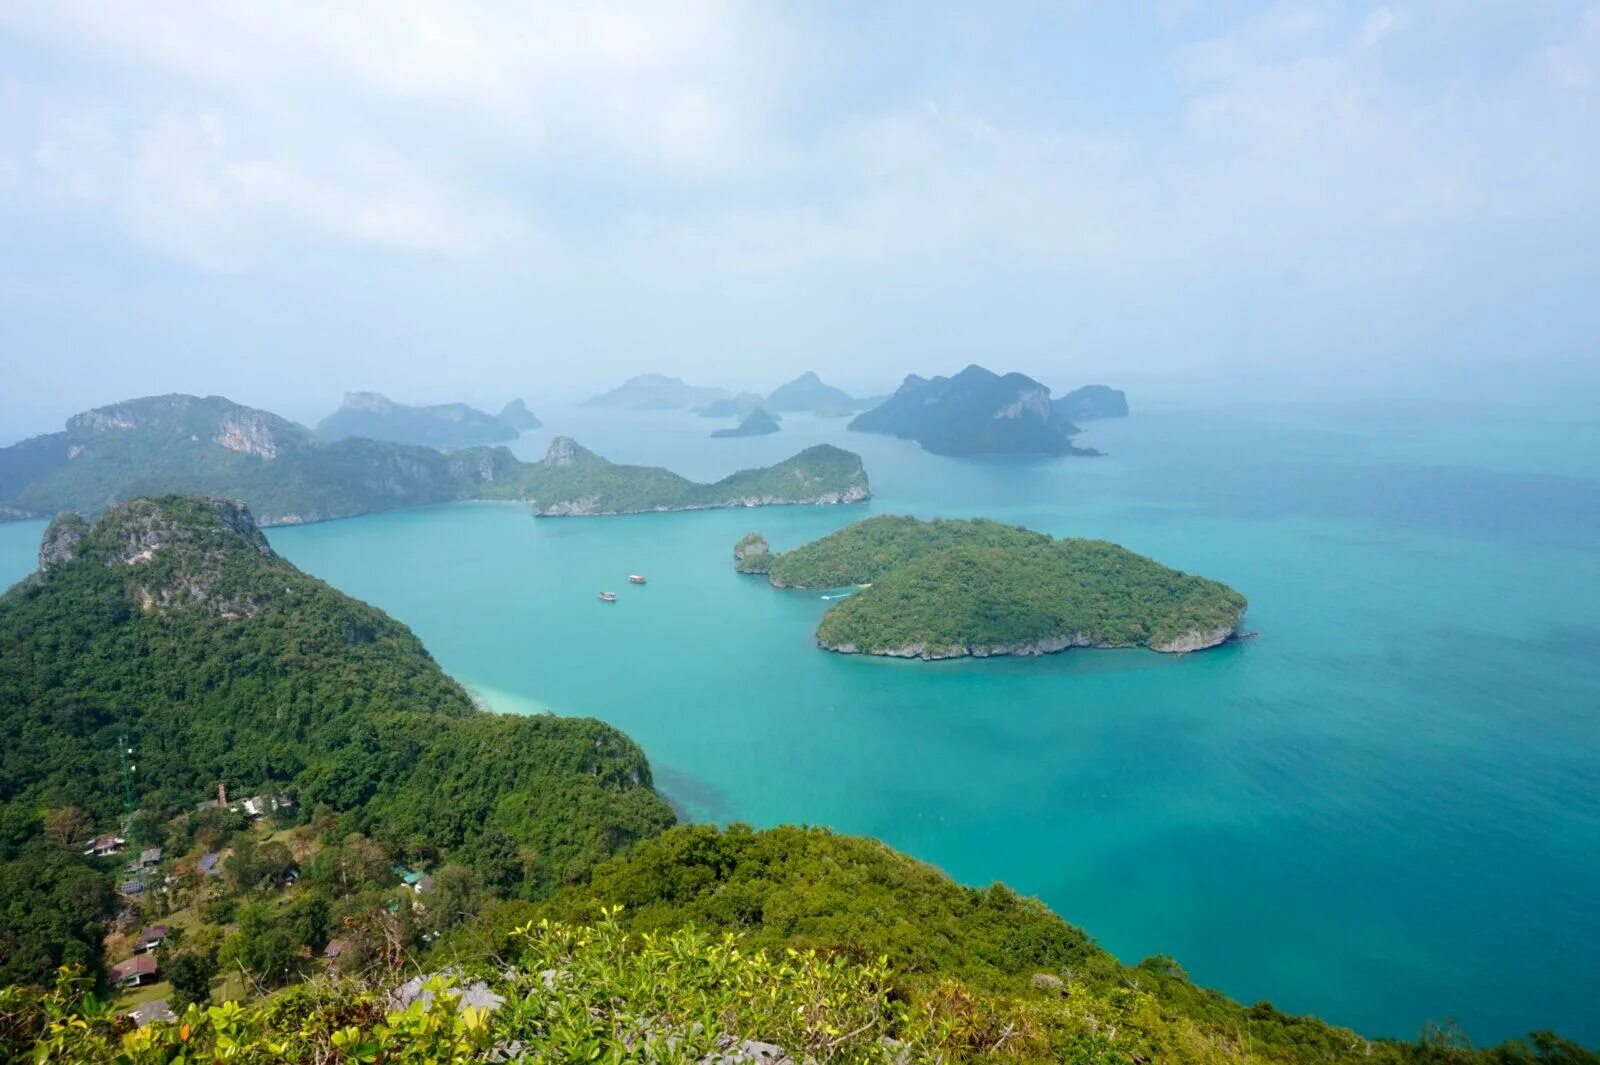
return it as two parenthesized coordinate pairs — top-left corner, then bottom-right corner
(67, 406), (140, 433)
(339, 391), (395, 413)
(993, 386), (1052, 421)
(1150, 625), (1237, 654)
(820, 625), (1239, 660)
(99, 497), (274, 567)
(214, 412), (285, 459)
(543, 436), (592, 468)
(38, 513), (89, 571)
(734, 533), (771, 573)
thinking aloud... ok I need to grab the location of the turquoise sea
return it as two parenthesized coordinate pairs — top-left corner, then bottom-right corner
(3, 401), (1597, 1045)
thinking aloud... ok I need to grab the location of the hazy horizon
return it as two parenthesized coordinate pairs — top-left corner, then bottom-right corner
(3, 2), (1597, 437)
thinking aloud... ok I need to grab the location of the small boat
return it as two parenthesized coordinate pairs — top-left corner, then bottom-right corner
(597, 592), (618, 602)
(628, 575), (647, 585)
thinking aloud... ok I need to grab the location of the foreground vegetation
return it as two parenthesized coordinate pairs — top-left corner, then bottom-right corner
(737, 516), (1247, 658)
(6, 898), (1595, 1064)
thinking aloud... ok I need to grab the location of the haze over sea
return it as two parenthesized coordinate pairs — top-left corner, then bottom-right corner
(3, 400), (1597, 1045)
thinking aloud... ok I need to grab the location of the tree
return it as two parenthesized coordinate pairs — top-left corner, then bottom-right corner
(225, 839), (294, 891)
(221, 902), (301, 988)
(285, 894), (330, 954)
(474, 828), (523, 894)
(420, 865), (482, 937)
(41, 807), (91, 849)
(160, 944), (218, 1009)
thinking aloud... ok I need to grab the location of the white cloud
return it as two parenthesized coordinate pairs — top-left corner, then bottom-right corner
(1, 0), (1595, 291)
(29, 109), (524, 270)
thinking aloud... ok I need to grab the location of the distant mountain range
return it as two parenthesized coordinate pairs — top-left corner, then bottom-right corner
(0, 394), (869, 525)
(591, 372), (878, 418)
(582, 374), (732, 411)
(848, 365), (1126, 457)
(316, 392), (529, 447)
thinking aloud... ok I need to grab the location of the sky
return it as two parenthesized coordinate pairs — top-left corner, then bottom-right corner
(1, 1), (1596, 437)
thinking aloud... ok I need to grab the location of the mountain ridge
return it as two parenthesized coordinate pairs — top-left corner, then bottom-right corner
(0, 394), (870, 525)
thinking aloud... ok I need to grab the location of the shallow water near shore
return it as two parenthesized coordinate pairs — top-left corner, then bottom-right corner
(3, 400), (1597, 1045)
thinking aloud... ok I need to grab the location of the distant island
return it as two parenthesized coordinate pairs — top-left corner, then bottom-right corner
(849, 365), (1102, 457)
(1055, 384), (1128, 421)
(497, 397), (543, 430)
(695, 392), (779, 420)
(582, 373), (731, 411)
(765, 371), (870, 413)
(711, 409), (781, 438)
(0, 394), (869, 525)
(513, 436), (863, 514)
(736, 515), (1246, 659)
(316, 391), (521, 447)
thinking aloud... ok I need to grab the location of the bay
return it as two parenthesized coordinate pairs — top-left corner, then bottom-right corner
(3, 400), (1596, 1045)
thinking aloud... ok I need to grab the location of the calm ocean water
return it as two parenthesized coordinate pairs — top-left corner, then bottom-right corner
(3, 401), (1596, 1044)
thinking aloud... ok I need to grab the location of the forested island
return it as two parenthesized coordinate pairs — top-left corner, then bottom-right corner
(506, 436), (864, 514)
(0, 496), (1589, 1063)
(736, 515), (1247, 658)
(849, 365), (1103, 457)
(0, 395), (868, 524)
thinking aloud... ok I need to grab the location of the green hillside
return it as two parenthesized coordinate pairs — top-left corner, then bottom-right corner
(0, 496), (673, 986)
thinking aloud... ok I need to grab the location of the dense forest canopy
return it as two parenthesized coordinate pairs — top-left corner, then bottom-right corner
(0, 496), (673, 985)
(738, 516), (1248, 658)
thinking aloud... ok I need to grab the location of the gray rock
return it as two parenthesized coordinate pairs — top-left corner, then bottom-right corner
(38, 512), (88, 571)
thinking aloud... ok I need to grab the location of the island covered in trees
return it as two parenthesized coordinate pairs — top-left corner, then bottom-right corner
(504, 436), (865, 514)
(735, 515), (1247, 658)
(848, 364), (1126, 457)
(0, 394), (869, 524)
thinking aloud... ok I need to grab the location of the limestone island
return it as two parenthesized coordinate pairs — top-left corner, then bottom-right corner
(317, 391), (520, 447)
(848, 365), (1130, 457)
(511, 437), (865, 515)
(0, 394), (869, 525)
(735, 515), (1247, 659)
